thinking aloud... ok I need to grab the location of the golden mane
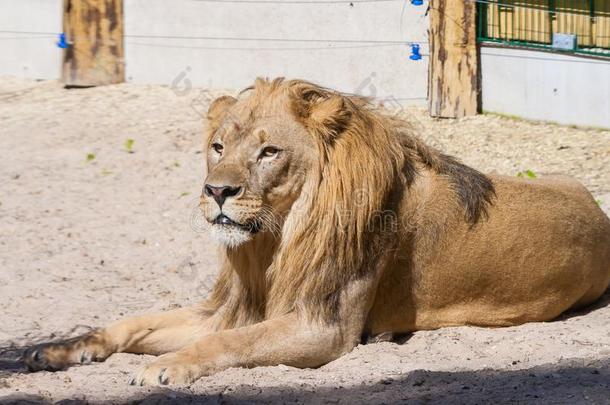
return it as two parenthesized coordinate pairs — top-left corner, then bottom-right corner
(206, 78), (495, 324)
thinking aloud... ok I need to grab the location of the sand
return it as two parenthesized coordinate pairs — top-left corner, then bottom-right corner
(0, 77), (608, 404)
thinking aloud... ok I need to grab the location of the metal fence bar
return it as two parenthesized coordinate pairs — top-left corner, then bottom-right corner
(476, 0), (610, 57)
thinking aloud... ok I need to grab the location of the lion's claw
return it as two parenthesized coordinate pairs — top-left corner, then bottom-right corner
(79, 350), (93, 364)
(130, 354), (200, 386)
(158, 368), (169, 385)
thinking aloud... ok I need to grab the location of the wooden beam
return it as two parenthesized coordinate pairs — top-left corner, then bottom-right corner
(428, 0), (479, 118)
(62, 0), (124, 86)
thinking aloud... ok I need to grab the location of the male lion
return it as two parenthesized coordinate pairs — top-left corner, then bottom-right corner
(25, 78), (610, 385)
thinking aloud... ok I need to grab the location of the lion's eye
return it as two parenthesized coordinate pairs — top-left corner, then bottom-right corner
(212, 143), (224, 154)
(259, 146), (280, 160)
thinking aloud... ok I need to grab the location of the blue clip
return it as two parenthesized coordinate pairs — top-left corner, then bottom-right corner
(56, 33), (68, 49)
(409, 43), (422, 60)
(411, 0), (423, 5)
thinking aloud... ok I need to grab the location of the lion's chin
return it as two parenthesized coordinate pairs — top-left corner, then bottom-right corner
(209, 224), (253, 248)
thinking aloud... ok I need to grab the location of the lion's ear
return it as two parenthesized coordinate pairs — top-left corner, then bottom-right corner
(207, 95), (237, 128)
(292, 87), (351, 142)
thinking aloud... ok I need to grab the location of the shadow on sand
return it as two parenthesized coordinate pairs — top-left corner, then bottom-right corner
(1, 290), (609, 404)
(1, 358), (609, 404)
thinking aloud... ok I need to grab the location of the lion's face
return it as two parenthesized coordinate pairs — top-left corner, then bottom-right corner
(200, 92), (316, 248)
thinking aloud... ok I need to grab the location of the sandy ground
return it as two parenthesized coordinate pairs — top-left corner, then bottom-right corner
(0, 77), (609, 404)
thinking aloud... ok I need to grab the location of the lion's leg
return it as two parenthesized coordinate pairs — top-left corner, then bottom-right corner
(24, 306), (211, 372)
(132, 280), (376, 385)
(132, 313), (352, 385)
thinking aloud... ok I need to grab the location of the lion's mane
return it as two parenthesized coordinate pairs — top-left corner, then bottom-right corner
(203, 78), (495, 326)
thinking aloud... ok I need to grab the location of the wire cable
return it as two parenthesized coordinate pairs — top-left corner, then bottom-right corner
(0, 35), (55, 40)
(0, 30), (57, 35)
(0, 30), (427, 46)
(127, 40), (430, 55)
(190, 0), (405, 3)
(124, 33), (424, 45)
(126, 40), (425, 51)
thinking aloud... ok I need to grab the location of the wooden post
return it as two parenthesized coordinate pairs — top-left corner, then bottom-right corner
(428, 0), (479, 118)
(62, 0), (124, 86)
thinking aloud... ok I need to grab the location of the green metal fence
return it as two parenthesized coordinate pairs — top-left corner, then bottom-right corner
(476, 0), (610, 57)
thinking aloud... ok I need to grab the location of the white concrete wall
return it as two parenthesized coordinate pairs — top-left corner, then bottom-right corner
(0, 0), (62, 79)
(124, 0), (429, 103)
(7, 2), (608, 129)
(480, 46), (610, 129)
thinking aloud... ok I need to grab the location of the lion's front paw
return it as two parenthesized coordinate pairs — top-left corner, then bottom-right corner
(24, 333), (110, 372)
(23, 343), (64, 372)
(23, 342), (94, 372)
(130, 354), (202, 386)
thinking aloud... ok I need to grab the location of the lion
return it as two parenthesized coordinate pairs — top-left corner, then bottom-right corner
(24, 78), (610, 385)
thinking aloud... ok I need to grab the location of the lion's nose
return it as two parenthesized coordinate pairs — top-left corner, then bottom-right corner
(204, 184), (242, 208)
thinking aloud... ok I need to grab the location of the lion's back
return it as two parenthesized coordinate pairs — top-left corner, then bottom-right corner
(489, 173), (610, 306)
(381, 172), (610, 331)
